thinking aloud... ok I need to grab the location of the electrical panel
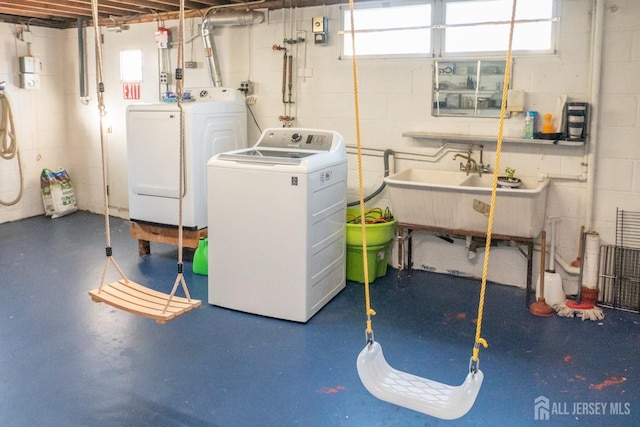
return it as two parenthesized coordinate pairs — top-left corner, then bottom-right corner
(18, 56), (41, 90)
(312, 16), (328, 45)
(19, 56), (41, 74)
(155, 27), (172, 49)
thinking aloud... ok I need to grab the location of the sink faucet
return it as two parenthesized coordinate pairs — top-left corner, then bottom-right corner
(453, 145), (490, 177)
(453, 152), (478, 176)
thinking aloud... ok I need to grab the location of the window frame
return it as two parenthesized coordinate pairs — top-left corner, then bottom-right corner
(340, 0), (433, 60)
(340, 0), (559, 59)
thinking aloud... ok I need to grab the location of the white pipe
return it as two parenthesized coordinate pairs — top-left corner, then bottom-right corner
(548, 218), (557, 271)
(583, 231), (600, 288)
(465, 235), (477, 260)
(346, 144), (472, 163)
(554, 251), (580, 276)
(585, 0), (605, 229)
(542, 173), (586, 181)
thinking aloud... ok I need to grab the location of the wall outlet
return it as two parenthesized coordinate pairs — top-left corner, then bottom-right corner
(239, 80), (254, 95)
(160, 72), (171, 84)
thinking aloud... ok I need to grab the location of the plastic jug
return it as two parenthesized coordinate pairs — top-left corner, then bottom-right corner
(193, 238), (208, 275)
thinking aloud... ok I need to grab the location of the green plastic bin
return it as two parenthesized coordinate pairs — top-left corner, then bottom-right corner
(346, 244), (391, 283)
(346, 208), (395, 283)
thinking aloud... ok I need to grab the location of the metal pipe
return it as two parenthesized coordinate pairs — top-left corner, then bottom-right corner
(201, 10), (265, 88)
(77, 18), (87, 98)
(287, 54), (293, 104)
(345, 144), (467, 163)
(282, 52), (287, 103)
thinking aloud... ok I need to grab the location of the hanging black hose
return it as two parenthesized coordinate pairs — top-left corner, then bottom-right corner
(347, 148), (394, 207)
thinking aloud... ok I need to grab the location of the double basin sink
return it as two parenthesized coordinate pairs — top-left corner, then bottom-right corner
(384, 169), (549, 238)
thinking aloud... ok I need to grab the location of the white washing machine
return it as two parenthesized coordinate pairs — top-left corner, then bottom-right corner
(126, 87), (247, 229)
(207, 128), (347, 322)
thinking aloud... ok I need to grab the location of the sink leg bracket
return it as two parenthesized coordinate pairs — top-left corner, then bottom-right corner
(395, 222), (534, 307)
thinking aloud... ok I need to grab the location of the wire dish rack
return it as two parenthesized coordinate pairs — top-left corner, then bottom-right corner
(598, 209), (640, 313)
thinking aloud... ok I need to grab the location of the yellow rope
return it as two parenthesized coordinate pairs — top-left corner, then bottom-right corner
(348, 0), (375, 340)
(348, 0), (518, 360)
(472, 0), (518, 364)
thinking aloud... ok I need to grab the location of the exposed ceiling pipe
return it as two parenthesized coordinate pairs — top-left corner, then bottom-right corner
(77, 18), (88, 100)
(201, 10), (265, 87)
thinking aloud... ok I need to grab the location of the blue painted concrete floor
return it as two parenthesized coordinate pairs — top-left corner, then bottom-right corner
(1, 211), (639, 426)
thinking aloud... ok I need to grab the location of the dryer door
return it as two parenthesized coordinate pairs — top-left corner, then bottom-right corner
(127, 109), (183, 198)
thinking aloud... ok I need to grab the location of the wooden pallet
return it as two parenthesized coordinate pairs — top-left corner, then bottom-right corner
(129, 221), (207, 256)
(89, 280), (201, 324)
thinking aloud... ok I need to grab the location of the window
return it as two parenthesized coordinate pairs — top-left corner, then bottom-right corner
(120, 49), (143, 82)
(342, 2), (432, 57)
(444, 0), (555, 54)
(341, 0), (557, 58)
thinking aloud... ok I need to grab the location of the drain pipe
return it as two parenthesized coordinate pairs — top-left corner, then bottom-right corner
(77, 18), (89, 102)
(347, 149), (394, 207)
(201, 10), (265, 87)
(584, 0), (605, 230)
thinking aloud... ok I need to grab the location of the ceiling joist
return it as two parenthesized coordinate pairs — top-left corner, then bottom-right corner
(0, 0), (361, 29)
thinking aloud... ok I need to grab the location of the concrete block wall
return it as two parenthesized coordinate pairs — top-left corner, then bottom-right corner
(0, 24), (71, 223)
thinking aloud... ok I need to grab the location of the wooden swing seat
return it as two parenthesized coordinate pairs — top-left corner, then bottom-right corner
(89, 279), (201, 324)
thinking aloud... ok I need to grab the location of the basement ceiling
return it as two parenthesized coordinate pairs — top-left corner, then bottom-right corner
(0, 0), (355, 30)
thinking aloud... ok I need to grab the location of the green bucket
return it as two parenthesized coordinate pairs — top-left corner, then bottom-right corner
(345, 208), (395, 283)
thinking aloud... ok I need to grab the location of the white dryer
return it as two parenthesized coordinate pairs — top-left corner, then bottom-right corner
(207, 128), (347, 322)
(126, 87), (247, 229)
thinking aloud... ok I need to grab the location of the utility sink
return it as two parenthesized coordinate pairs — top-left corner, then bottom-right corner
(459, 174), (546, 190)
(384, 169), (549, 238)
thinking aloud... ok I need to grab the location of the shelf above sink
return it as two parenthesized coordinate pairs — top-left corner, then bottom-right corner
(402, 132), (585, 147)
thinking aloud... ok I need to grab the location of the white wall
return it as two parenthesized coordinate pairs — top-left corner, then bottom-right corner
(2, 0), (640, 289)
(0, 24), (72, 222)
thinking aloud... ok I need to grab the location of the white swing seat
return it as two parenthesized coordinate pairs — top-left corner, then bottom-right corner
(89, 279), (201, 324)
(357, 341), (483, 420)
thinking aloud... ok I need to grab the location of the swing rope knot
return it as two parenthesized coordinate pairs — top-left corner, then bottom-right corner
(472, 338), (489, 362)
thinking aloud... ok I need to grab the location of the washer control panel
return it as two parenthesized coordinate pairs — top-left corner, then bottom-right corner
(256, 128), (335, 151)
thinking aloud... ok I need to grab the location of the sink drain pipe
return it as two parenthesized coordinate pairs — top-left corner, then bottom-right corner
(347, 149), (394, 207)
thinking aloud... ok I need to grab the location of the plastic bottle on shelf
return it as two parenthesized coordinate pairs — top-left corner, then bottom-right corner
(523, 112), (534, 139)
(529, 110), (538, 137)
